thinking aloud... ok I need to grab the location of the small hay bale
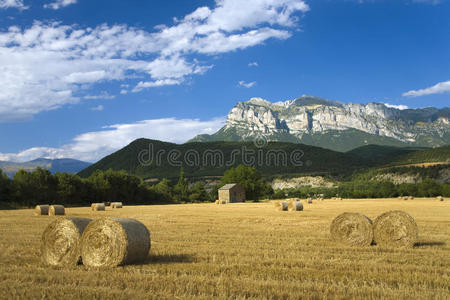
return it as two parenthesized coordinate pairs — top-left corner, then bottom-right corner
(111, 202), (123, 208)
(41, 217), (92, 266)
(92, 203), (105, 211)
(373, 210), (418, 248)
(49, 205), (65, 216)
(81, 217), (151, 267)
(215, 200), (219, 204)
(307, 198), (313, 204)
(437, 196), (444, 201)
(403, 196), (409, 200)
(330, 213), (373, 247)
(34, 204), (49, 216)
(398, 196), (402, 200)
(289, 201), (303, 211)
(408, 196), (414, 200)
(278, 201), (288, 211)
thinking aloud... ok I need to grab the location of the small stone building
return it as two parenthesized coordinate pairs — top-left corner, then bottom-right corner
(218, 183), (246, 203)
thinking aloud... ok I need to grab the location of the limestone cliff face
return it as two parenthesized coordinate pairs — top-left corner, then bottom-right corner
(224, 95), (449, 145)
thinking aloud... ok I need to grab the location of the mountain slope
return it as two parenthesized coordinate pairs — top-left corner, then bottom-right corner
(0, 158), (91, 177)
(78, 138), (370, 179)
(189, 95), (450, 152)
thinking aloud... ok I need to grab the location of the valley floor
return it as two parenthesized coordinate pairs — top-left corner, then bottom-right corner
(0, 198), (449, 299)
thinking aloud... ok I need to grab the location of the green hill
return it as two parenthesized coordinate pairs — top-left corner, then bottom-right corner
(387, 145), (450, 166)
(78, 138), (370, 179)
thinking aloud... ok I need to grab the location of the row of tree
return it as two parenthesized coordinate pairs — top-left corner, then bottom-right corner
(272, 178), (450, 199)
(0, 165), (448, 208)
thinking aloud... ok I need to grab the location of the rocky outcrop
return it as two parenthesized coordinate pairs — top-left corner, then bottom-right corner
(225, 95), (449, 144)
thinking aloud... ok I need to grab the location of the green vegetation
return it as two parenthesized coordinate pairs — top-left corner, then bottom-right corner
(220, 165), (273, 200)
(78, 138), (371, 179)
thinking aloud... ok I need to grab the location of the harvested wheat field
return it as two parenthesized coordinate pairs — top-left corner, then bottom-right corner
(0, 198), (449, 299)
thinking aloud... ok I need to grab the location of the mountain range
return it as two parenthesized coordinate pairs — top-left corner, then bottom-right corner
(190, 95), (450, 152)
(0, 158), (91, 177)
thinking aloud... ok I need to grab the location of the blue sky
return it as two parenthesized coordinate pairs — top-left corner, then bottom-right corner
(0, 0), (448, 162)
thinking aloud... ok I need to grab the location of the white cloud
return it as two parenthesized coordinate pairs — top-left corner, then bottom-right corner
(132, 79), (183, 93)
(83, 92), (115, 100)
(0, 117), (226, 162)
(402, 80), (450, 97)
(0, 0), (28, 10)
(44, 0), (77, 10)
(238, 80), (256, 88)
(0, 0), (309, 121)
(90, 105), (104, 111)
(248, 62), (259, 67)
(384, 103), (409, 110)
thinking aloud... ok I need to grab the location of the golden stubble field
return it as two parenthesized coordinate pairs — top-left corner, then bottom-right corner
(0, 198), (449, 300)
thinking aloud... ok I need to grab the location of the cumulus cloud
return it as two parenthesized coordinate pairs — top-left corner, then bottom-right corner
(384, 103), (409, 110)
(0, 0), (28, 10)
(238, 80), (256, 88)
(44, 0), (77, 10)
(0, 0), (309, 121)
(248, 62), (259, 67)
(0, 117), (226, 162)
(402, 80), (450, 97)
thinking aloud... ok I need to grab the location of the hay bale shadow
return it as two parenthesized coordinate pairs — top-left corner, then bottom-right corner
(413, 241), (445, 248)
(145, 253), (195, 264)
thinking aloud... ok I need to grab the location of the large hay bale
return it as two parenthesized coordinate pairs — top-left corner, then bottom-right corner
(330, 213), (373, 247)
(91, 203), (105, 211)
(111, 202), (123, 208)
(49, 205), (65, 216)
(373, 210), (418, 248)
(278, 201), (288, 211)
(289, 201), (303, 211)
(81, 217), (151, 267)
(34, 204), (49, 216)
(41, 217), (92, 266)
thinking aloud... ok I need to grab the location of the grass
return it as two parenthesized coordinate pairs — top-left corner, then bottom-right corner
(0, 198), (449, 299)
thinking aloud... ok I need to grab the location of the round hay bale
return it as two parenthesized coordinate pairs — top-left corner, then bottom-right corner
(49, 205), (65, 216)
(112, 202), (123, 209)
(408, 196), (414, 200)
(437, 196), (444, 201)
(278, 201), (288, 211)
(289, 201), (303, 211)
(215, 200), (219, 204)
(373, 210), (418, 248)
(307, 198), (313, 204)
(34, 204), (49, 216)
(330, 213), (373, 247)
(41, 217), (92, 266)
(81, 217), (151, 267)
(403, 196), (409, 200)
(92, 203), (105, 211)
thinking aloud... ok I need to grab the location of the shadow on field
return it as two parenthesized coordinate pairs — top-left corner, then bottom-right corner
(145, 254), (195, 264)
(414, 241), (445, 248)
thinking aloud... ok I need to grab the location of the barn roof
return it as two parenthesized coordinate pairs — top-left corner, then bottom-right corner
(219, 183), (239, 190)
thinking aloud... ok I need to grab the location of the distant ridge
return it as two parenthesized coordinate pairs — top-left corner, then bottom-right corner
(0, 158), (91, 177)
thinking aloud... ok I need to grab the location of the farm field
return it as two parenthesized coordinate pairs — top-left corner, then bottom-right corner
(0, 198), (449, 299)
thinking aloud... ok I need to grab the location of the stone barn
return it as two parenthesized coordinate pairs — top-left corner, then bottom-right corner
(218, 183), (246, 203)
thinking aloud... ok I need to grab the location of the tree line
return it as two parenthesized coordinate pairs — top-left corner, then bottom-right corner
(0, 165), (448, 208)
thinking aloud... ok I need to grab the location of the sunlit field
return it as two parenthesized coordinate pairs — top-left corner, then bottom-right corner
(0, 198), (449, 299)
